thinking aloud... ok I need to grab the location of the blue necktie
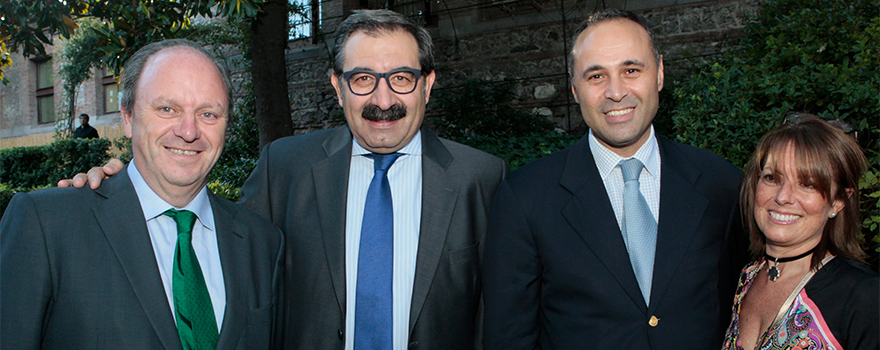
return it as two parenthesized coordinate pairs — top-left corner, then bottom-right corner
(355, 152), (401, 349)
(620, 158), (657, 304)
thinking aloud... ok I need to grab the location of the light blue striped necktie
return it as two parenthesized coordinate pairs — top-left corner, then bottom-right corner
(620, 158), (657, 304)
(355, 152), (401, 349)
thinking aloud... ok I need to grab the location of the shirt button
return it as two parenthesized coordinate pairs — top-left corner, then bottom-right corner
(649, 315), (659, 327)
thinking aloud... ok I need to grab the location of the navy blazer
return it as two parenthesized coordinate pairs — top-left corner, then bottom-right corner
(0, 166), (284, 350)
(483, 134), (747, 349)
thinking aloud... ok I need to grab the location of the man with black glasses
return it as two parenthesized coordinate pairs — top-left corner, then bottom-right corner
(240, 10), (507, 349)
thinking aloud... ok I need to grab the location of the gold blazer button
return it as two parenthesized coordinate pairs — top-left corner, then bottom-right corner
(648, 315), (659, 327)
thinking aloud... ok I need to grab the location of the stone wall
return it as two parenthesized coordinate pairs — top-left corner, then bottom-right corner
(1, 0), (763, 147)
(281, 0), (761, 133)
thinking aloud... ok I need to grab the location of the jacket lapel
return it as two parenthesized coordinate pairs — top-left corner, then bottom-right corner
(93, 166), (182, 350)
(647, 138), (708, 314)
(408, 129), (457, 332)
(211, 195), (249, 349)
(314, 126), (355, 314)
(558, 138), (648, 312)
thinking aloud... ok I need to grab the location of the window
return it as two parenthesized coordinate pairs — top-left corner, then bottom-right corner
(361, 0), (431, 25)
(102, 70), (121, 114)
(36, 59), (55, 124)
(290, 0), (320, 40)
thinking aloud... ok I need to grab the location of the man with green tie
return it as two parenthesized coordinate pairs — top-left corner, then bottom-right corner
(0, 39), (283, 350)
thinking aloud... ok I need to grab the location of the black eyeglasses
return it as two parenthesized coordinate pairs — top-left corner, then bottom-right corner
(783, 113), (860, 139)
(342, 68), (423, 96)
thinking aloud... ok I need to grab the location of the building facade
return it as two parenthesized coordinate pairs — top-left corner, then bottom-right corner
(1, 0), (758, 149)
(1, 42), (125, 149)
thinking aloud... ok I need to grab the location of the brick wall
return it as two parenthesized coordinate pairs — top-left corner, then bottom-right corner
(1, 43), (125, 149)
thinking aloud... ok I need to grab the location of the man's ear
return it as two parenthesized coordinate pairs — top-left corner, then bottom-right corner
(330, 73), (344, 107)
(657, 55), (665, 92)
(122, 107), (133, 138)
(423, 71), (437, 103)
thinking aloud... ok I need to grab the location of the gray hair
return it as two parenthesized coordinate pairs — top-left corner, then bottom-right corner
(568, 9), (660, 77)
(120, 39), (234, 117)
(332, 9), (434, 76)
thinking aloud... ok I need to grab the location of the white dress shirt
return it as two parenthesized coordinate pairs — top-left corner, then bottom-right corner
(344, 131), (423, 350)
(128, 161), (226, 330)
(588, 126), (662, 233)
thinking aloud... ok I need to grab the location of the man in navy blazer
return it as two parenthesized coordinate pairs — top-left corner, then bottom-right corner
(1, 39), (283, 349)
(483, 10), (746, 349)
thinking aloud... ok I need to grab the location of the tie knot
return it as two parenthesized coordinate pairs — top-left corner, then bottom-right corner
(620, 158), (645, 183)
(164, 209), (198, 235)
(372, 152), (402, 173)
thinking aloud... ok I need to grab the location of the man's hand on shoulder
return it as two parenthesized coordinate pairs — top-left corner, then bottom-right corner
(57, 158), (124, 189)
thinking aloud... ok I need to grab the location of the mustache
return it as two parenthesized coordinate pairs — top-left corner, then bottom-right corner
(362, 103), (407, 122)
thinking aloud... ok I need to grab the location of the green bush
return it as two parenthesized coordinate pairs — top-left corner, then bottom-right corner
(0, 183), (19, 219)
(434, 79), (556, 140)
(433, 79), (580, 169)
(0, 145), (50, 190)
(0, 138), (108, 221)
(671, 0), (879, 265)
(0, 138), (113, 189)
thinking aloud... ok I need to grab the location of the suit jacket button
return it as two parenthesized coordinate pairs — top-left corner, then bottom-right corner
(338, 329), (343, 339)
(648, 315), (659, 327)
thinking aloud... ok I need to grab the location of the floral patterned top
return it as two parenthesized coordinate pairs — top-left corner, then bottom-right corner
(722, 257), (840, 350)
(722, 257), (879, 350)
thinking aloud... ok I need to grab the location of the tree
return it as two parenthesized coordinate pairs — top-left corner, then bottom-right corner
(1, 0), (293, 146)
(670, 0), (879, 266)
(249, 0), (293, 147)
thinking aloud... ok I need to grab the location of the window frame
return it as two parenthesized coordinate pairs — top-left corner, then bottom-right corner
(102, 70), (121, 114)
(35, 58), (56, 124)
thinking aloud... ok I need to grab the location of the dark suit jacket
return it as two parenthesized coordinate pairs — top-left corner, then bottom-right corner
(240, 126), (508, 349)
(0, 166), (284, 350)
(483, 135), (746, 349)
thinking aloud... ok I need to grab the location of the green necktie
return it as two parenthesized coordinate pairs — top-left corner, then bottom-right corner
(164, 209), (219, 350)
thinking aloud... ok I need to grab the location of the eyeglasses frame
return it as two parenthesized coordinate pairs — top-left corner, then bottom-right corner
(341, 68), (424, 96)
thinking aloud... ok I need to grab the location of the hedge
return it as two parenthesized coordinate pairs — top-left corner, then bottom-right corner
(0, 138), (112, 215)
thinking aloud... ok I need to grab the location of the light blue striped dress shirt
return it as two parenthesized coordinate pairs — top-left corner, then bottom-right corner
(128, 161), (226, 330)
(588, 126), (661, 233)
(345, 131), (423, 350)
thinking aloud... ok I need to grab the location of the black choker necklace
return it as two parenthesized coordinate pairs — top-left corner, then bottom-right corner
(765, 247), (816, 281)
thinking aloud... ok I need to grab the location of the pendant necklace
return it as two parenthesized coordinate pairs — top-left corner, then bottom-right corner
(765, 247), (816, 281)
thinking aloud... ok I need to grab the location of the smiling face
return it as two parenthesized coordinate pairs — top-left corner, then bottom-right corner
(570, 18), (663, 157)
(123, 47), (228, 206)
(330, 29), (436, 154)
(754, 144), (845, 255)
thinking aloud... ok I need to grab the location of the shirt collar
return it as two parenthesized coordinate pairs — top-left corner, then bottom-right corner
(588, 125), (660, 180)
(128, 160), (215, 231)
(351, 130), (423, 157)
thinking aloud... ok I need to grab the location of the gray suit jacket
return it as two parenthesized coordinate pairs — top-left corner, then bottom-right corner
(240, 126), (508, 349)
(0, 166), (284, 350)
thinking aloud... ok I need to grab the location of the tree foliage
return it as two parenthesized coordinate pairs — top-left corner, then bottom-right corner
(2, 0), (295, 146)
(433, 79), (580, 169)
(1, 0), (267, 80)
(671, 0), (880, 261)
